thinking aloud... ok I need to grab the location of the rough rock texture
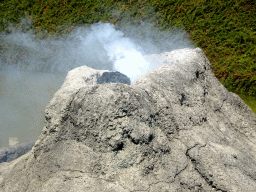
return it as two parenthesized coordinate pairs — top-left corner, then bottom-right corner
(1, 48), (256, 192)
(0, 140), (36, 163)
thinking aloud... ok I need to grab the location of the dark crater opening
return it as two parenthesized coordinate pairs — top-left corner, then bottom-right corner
(97, 71), (131, 85)
(112, 142), (124, 152)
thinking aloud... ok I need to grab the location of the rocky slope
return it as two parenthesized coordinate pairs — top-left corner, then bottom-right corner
(0, 48), (256, 192)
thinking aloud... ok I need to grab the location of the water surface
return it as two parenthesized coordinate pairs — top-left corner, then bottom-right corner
(0, 70), (66, 148)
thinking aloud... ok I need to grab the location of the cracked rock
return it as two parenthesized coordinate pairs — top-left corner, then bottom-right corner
(1, 48), (256, 192)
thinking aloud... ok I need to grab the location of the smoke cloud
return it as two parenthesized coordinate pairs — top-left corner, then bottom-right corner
(0, 15), (194, 147)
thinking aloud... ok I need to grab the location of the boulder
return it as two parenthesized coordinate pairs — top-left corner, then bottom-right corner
(1, 48), (256, 192)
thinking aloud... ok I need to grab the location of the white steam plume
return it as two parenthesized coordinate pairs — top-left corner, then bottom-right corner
(0, 16), (195, 147)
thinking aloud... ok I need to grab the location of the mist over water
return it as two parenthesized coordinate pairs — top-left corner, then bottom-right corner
(0, 17), (194, 147)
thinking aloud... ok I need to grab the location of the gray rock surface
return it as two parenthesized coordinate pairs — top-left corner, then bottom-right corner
(1, 48), (256, 192)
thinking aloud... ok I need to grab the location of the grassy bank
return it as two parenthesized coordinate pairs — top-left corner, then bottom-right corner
(0, 0), (255, 96)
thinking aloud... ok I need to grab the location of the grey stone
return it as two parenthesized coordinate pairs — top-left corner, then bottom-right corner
(1, 48), (256, 192)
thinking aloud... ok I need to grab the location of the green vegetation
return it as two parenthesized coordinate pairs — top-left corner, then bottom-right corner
(231, 89), (256, 114)
(0, 1), (255, 103)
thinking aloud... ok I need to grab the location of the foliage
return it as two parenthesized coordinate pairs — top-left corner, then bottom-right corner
(0, 0), (255, 95)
